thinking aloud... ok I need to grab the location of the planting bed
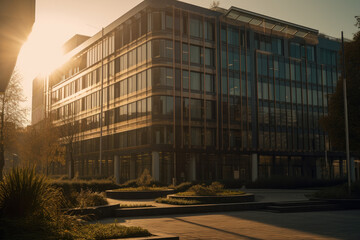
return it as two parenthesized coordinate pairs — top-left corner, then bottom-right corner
(106, 189), (174, 199)
(167, 193), (255, 203)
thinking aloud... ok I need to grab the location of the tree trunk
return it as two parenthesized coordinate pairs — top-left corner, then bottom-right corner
(0, 150), (4, 180)
(0, 97), (5, 181)
(68, 143), (74, 179)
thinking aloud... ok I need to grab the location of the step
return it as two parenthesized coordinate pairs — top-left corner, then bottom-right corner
(270, 200), (328, 207)
(266, 204), (342, 213)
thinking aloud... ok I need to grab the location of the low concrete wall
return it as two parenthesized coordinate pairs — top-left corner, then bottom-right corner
(115, 202), (271, 217)
(168, 193), (255, 203)
(106, 189), (174, 199)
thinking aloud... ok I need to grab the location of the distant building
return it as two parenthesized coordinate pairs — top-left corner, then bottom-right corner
(32, 0), (359, 183)
(62, 34), (90, 54)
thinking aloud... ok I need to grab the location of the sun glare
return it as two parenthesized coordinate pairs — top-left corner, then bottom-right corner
(17, 24), (66, 80)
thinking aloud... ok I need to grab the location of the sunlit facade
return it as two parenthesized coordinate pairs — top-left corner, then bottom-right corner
(33, 0), (356, 183)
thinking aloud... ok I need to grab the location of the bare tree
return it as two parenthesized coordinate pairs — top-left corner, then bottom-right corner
(18, 118), (65, 175)
(210, 1), (220, 8)
(58, 114), (80, 179)
(0, 70), (26, 179)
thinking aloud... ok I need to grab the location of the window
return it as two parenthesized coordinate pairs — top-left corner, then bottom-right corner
(205, 48), (214, 67)
(128, 102), (136, 119)
(190, 15), (202, 38)
(182, 44), (188, 63)
(206, 128), (215, 146)
(137, 70), (147, 91)
(204, 19), (214, 41)
(152, 11), (163, 32)
(128, 48), (137, 68)
(190, 45), (203, 64)
(190, 71), (202, 91)
(153, 96), (173, 118)
(152, 67), (173, 88)
(182, 12), (188, 36)
(306, 45), (315, 62)
(120, 80), (127, 96)
(228, 27), (239, 46)
(191, 99), (202, 120)
(206, 101), (216, 120)
(128, 75), (136, 94)
(183, 98), (189, 119)
(109, 61), (114, 79)
(165, 11), (173, 30)
(120, 53), (128, 72)
(272, 38), (283, 55)
(152, 39), (173, 60)
(191, 127), (202, 146)
(183, 70), (189, 90)
(205, 74), (214, 93)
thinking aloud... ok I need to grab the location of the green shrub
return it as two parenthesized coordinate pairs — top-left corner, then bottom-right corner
(185, 182), (224, 196)
(171, 182), (194, 193)
(209, 182), (224, 192)
(136, 169), (153, 187)
(72, 223), (151, 240)
(0, 168), (65, 219)
(188, 184), (215, 196)
(0, 168), (151, 240)
(74, 189), (108, 208)
(120, 179), (138, 188)
(0, 168), (78, 240)
(50, 179), (119, 202)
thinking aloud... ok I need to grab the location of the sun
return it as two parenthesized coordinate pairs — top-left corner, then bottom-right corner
(16, 23), (66, 80)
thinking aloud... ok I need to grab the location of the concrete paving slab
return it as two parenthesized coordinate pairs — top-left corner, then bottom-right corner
(98, 210), (360, 240)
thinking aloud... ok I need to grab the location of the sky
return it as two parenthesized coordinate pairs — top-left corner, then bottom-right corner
(15, 0), (360, 124)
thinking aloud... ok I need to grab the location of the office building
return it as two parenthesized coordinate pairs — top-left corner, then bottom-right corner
(32, 0), (359, 183)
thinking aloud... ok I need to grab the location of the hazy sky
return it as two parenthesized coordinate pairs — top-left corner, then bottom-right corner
(15, 0), (360, 123)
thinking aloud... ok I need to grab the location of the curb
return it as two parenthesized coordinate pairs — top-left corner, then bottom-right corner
(115, 202), (271, 217)
(119, 233), (179, 240)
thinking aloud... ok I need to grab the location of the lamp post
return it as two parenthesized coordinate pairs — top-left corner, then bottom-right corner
(341, 31), (351, 194)
(99, 28), (104, 176)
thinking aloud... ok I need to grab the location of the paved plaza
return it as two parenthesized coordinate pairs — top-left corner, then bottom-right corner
(101, 189), (360, 239)
(101, 210), (360, 240)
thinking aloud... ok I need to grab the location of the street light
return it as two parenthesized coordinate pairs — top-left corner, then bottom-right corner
(341, 31), (351, 194)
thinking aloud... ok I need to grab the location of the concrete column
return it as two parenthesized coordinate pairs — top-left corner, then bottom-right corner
(84, 158), (88, 176)
(316, 158), (322, 179)
(152, 151), (160, 181)
(188, 155), (196, 181)
(130, 158), (136, 180)
(114, 155), (120, 184)
(99, 157), (102, 176)
(339, 159), (343, 177)
(251, 153), (258, 182)
(351, 157), (356, 182)
(105, 157), (109, 176)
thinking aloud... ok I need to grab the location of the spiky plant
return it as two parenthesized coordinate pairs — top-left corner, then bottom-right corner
(0, 167), (65, 220)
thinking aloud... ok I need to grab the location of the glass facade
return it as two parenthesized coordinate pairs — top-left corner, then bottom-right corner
(40, 0), (347, 183)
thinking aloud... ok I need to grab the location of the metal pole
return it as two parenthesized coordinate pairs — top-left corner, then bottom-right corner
(341, 31), (351, 194)
(99, 28), (104, 176)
